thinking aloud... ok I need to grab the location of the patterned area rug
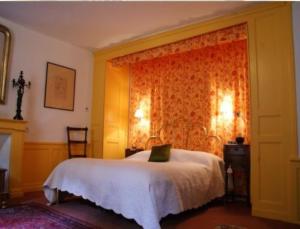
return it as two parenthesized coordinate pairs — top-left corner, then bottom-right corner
(215, 225), (247, 229)
(0, 203), (96, 229)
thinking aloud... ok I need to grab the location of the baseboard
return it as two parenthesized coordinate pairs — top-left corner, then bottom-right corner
(288, 219), (300, 225)
(252, 207), (289, 223)
(10, 187), (24, 198)
(22, 182), (43, 193)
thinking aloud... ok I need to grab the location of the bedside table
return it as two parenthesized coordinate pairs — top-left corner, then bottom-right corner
(125, 148), (144, 157)
(224, 144), (250, 204)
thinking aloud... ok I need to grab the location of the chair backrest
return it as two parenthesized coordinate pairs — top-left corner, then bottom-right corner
(66, 126), (88, 158)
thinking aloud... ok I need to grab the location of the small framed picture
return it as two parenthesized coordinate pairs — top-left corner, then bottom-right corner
(44, 62), (76, 111)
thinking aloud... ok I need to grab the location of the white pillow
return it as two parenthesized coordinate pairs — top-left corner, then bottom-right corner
(125, 150), (151, 161)
(170, 148), (223, 167)
(126, 148), (223, 166)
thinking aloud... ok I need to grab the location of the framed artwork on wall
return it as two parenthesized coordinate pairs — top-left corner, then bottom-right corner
(44, 62), (76, 111)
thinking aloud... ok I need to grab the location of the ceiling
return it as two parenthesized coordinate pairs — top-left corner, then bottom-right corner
(0, 2), (254, 51)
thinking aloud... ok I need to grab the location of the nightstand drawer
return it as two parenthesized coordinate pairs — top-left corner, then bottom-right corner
(229, 147), (246, 155)
(224, 145), (249, 155)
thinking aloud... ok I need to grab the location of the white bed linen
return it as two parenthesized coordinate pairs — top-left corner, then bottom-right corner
(43, 149), (224, 229)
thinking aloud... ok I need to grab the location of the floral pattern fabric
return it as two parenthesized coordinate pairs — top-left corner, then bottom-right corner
(128, 39), (249, 156)
(111, 23), (247, 67)
(112, 24), (249, 156)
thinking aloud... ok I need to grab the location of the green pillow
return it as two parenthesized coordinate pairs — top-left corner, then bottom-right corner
(148, 144), (172, 162)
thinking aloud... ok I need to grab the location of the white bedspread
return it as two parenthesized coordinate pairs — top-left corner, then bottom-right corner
(44, 149), (224, 229)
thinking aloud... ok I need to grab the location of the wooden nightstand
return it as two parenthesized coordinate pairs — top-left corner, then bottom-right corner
(224, 144), (250, 204)
(125, 148), (144, 157)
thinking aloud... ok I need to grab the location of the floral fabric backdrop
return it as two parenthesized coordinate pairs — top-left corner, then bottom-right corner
(112, 23), (247, 67)
(112, 24), (249, 156)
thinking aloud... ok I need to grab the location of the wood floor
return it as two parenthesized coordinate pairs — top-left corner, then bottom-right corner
(10, 192), (300, 229)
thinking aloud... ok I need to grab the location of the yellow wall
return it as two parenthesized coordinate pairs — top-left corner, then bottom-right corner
(103, 63), (129, 159)
(92, 2), (299, 225)
(249, 5), (297, 222)
(91, 56), (106, 158)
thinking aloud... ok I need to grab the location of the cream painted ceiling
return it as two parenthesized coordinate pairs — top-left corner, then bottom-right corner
(0, 2), (254, 51)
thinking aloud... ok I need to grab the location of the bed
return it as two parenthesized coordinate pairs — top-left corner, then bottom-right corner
(44, 120), (225, 229)
(44, 148), (224, 229)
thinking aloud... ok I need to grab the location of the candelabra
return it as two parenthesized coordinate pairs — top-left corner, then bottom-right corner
(12, 71), (31, 120)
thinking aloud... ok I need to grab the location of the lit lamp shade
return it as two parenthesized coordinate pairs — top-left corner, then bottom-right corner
(134, 109), (144, 119)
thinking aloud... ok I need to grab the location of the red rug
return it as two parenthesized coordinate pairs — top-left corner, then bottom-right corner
(0, 203), (96, 229)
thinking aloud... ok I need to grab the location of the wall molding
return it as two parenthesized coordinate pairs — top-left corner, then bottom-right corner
(22, 142), (91, 193)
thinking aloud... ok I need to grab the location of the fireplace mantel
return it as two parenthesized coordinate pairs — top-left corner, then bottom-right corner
(0, 118), (27, 197)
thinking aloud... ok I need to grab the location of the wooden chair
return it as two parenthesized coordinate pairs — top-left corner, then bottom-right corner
(66, 126), (88, 158)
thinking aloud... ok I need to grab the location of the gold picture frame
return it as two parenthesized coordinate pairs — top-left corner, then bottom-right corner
(0, 24), (11, 104)
(44, 62), (76, 111)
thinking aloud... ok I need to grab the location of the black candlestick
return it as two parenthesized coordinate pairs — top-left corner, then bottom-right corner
(12, 71), (31, 120)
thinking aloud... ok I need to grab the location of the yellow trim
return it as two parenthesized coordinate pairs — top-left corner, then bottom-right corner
(0, 118), (27, 132)
(25, 142), (68, 146)
(102, 63), (129, 159)
(91, 57), (106, 158)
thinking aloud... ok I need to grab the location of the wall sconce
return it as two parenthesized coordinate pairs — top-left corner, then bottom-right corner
(220, 95), (234, 121)
(134, 107), (149, 128)
(134, 108), (144, 120)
